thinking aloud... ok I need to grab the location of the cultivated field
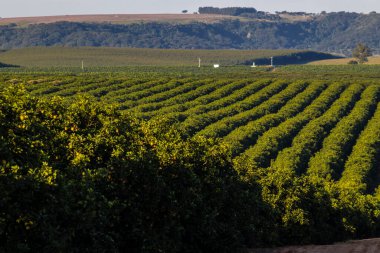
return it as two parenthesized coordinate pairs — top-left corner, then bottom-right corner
(2, 67), (380, 251)
(0, 47), (307, 67)
(3, 74), (379, 191)
(0, 14), (239, 26)
(309, 56), (380, 65)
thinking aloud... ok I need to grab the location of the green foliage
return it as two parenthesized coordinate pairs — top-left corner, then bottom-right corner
(352, 43), (372, 64)
(198, 7), (257, 16)
(239, 82), (347, 169)
(0, 85), (270, 252)
(1, 71), (380, 251)
(339, 102), (380, 193)
(0, 12), (379, 53)
(224, 81), (326, 156)
(272, 83), (364, 175)
(308, 85), (380, 180)
(256, 167), (346, 244)
(197, 81), (308, 139)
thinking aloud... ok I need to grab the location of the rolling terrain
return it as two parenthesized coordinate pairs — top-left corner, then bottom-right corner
(0, 47), (337, 67)
(5, 74), (380, 188)
(0, 11), (379, 54)
(1, 66), (380, 251)
(1, 5), (380, 253)
(0, 14), (236, 26)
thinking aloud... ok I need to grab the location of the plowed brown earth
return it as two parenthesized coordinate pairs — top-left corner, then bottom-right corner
(0, 14), (234, 26)
(250, 238), (380, 253)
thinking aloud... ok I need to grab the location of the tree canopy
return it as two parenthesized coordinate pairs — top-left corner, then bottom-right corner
(1, 84), (380, 252)
(352, 43), (372, 63)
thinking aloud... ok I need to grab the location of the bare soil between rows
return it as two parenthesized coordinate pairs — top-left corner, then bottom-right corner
(250, 238), (380, 253)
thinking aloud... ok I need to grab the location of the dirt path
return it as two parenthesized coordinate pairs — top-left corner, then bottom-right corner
(250, 238), (380, 253)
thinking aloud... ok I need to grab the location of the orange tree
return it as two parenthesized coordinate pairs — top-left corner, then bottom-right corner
(1, 84), (380, 252)
(0, 85), (269, 252)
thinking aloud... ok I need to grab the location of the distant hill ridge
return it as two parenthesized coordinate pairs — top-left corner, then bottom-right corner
(0, 8), (379, 55)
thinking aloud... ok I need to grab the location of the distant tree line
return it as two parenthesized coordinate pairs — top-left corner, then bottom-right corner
(198, 7), (257, 16)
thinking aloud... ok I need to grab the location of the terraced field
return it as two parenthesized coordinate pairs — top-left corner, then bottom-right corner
(18, 76), (380, 192)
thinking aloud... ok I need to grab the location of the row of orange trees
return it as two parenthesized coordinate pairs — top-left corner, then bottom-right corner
(0, 85), (268, 252)
(1, 82), (380, 252)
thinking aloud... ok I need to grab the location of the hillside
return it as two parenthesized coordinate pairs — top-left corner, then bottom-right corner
(0, 11), (379, 54)
(0, 47), (337, 68)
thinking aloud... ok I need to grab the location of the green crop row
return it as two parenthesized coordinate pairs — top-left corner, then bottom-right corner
(224, 81), (327, 156)
(272, 83), (364, 174)
(180, 80), (288, 135)
(140, 79), (250, 119)
(339, 102), (380, 193)
(308, 85), (380, 180)
(197, 81), (308, 138)
(239, 82), (348, 169)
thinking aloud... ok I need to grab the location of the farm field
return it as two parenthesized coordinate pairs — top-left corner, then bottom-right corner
(309, 56), (380, 65)
(0, 12), (314, 27)
(2, 67), (380, 251)
(3, 72), (380, 187)
(0, 47), (330, 68)
(0, 14), (238, 26)
(1, 4), (380, 252)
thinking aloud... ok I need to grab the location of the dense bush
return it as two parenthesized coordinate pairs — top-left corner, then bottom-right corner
(0, 85), (269, 252)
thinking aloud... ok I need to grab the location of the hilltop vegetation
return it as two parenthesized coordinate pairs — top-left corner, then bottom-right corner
(0, 11), (379, 54)
(198, 7), (258, 16)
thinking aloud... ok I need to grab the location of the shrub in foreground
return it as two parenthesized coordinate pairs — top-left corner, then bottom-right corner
(0, 85), (267, 252)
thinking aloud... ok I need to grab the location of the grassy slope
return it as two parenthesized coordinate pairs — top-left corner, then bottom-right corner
(0, 47), (305, 67)
(308, 56), (380, 65)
